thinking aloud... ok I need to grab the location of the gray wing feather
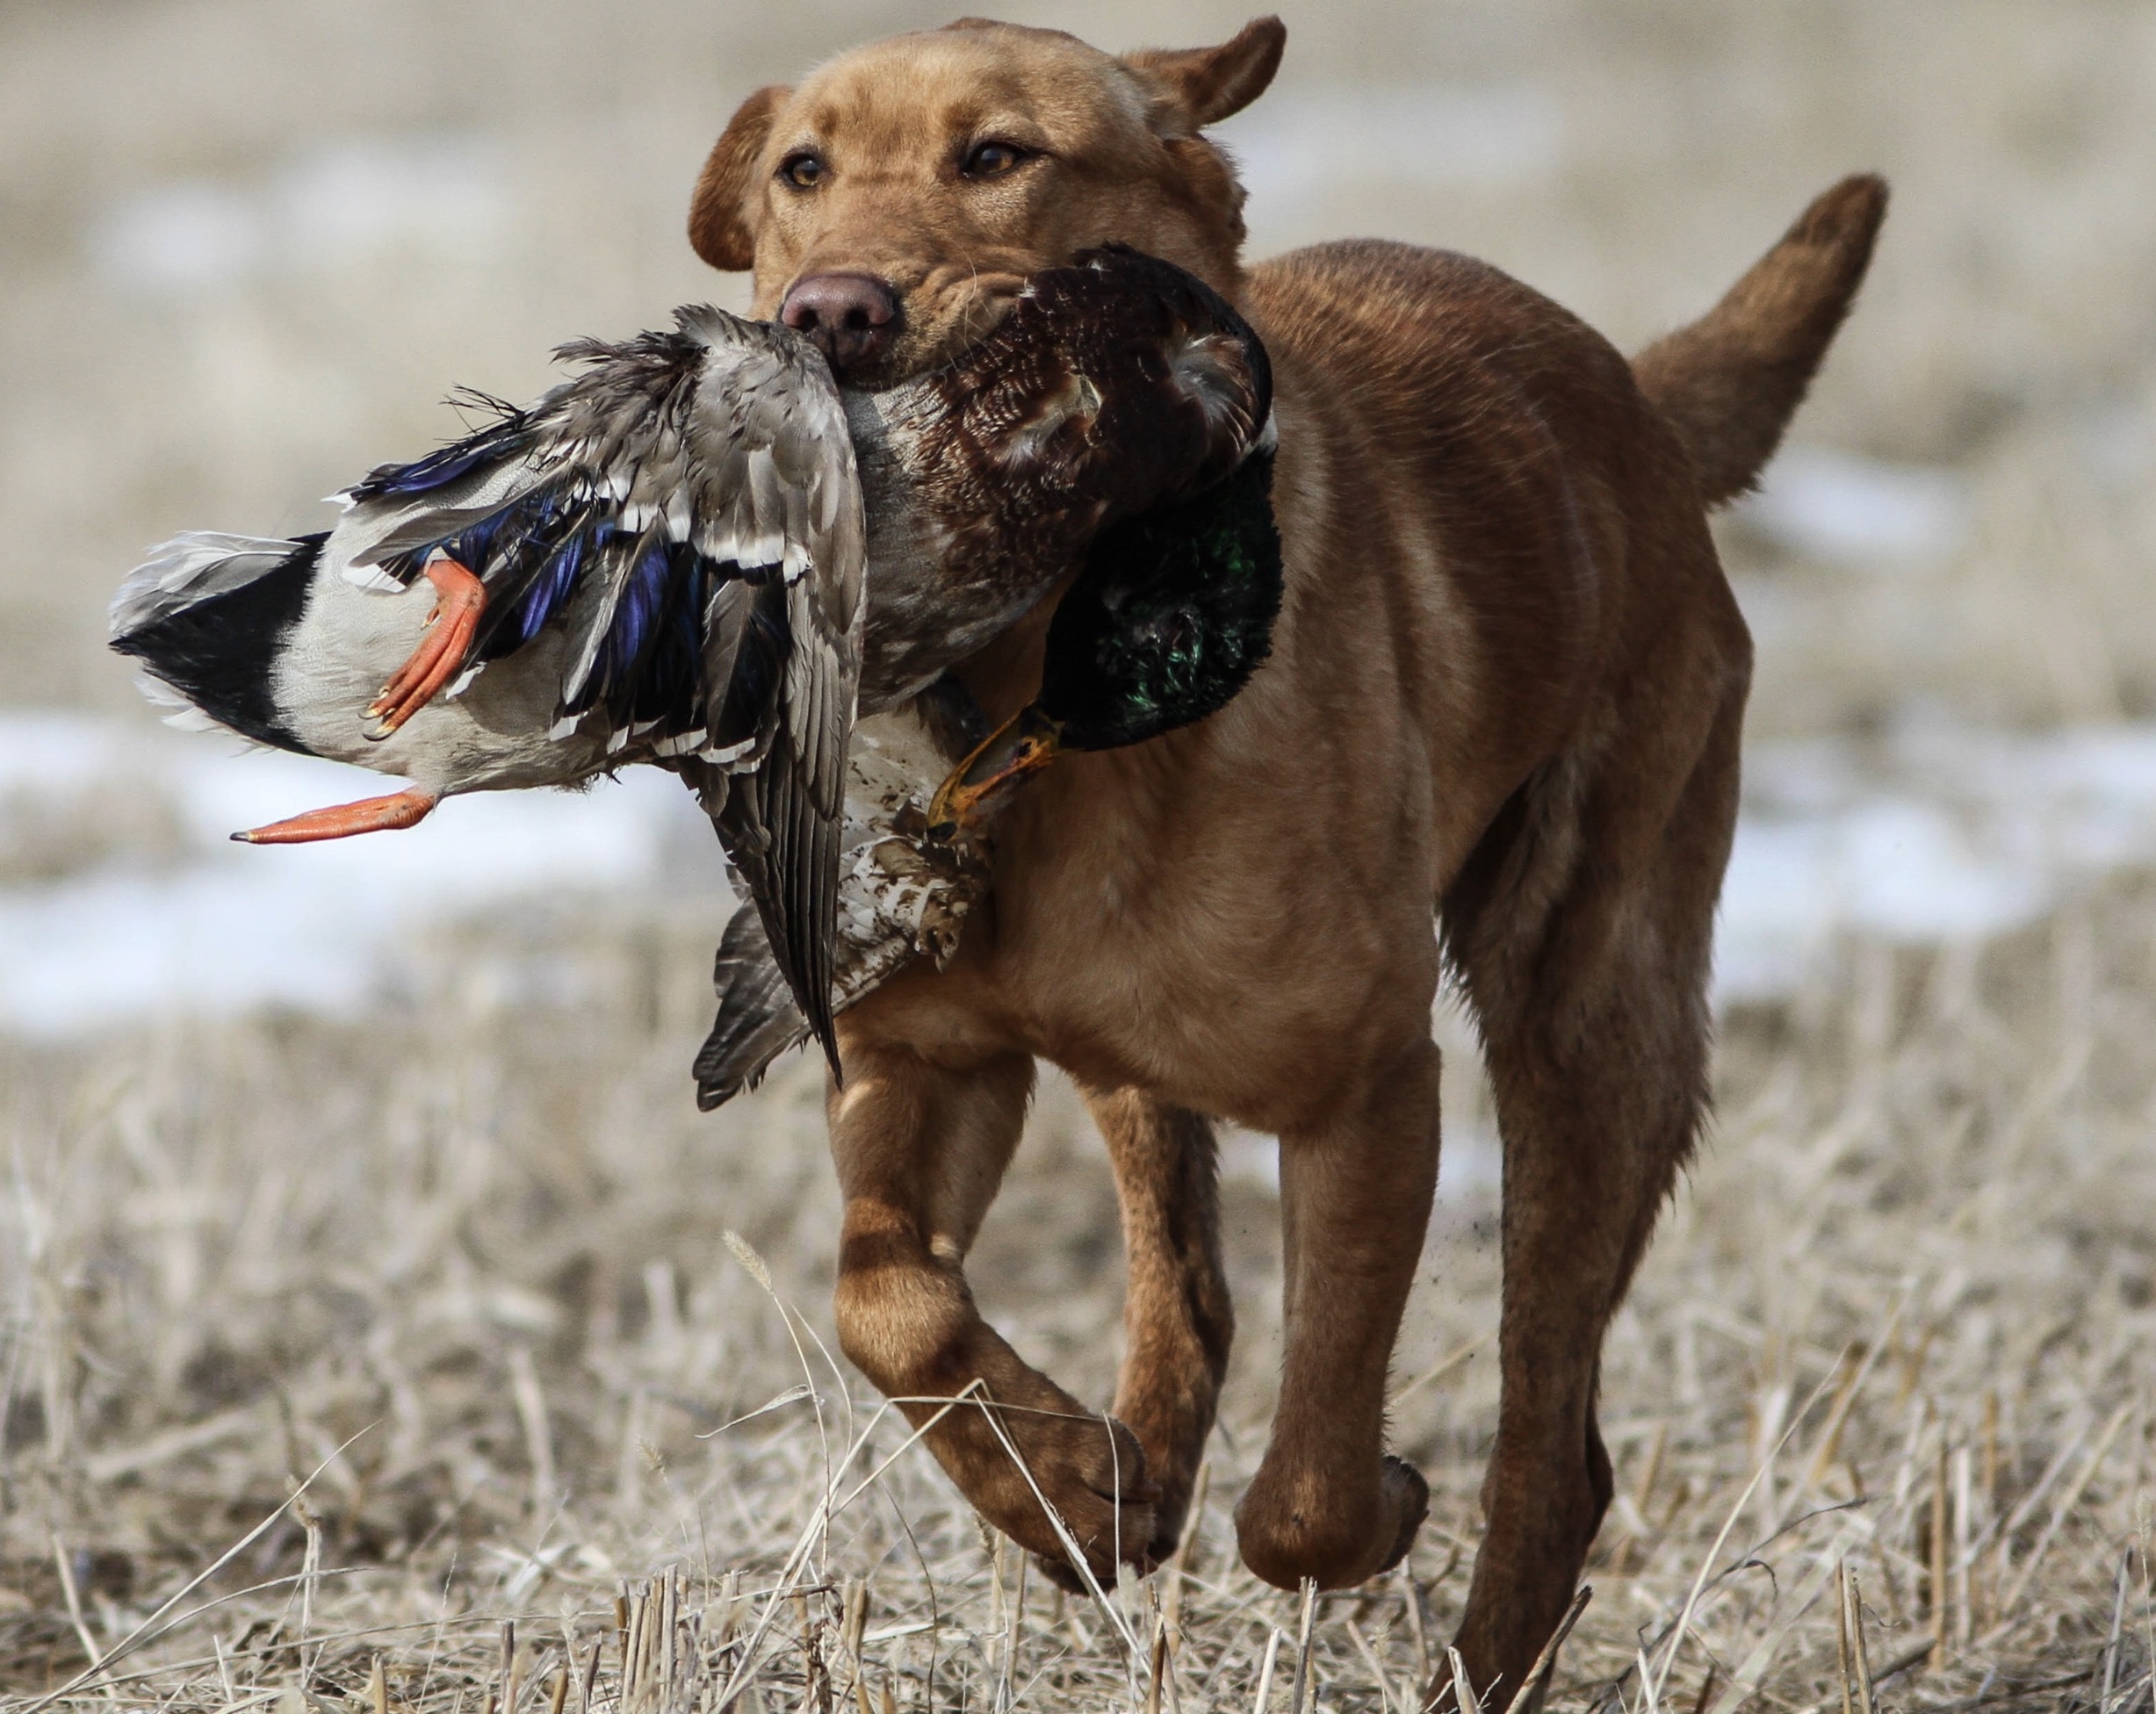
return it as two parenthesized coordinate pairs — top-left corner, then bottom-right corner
(688, 319), (864, 1075)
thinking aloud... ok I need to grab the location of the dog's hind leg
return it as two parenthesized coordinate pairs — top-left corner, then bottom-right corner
(1436, 659), (1748, 1710)
(1084, 1087), (1234, 1574)
(826, 1041), (1157, 1586)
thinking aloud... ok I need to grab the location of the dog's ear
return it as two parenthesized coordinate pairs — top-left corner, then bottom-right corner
(1123, 17), (1285, 131)
(689, 83), (790, 272)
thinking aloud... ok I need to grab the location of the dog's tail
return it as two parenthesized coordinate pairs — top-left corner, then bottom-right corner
(1631, 174), (1888, 507)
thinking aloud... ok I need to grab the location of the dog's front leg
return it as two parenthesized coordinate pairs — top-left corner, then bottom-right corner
(1087, 1087), (1234, 1569)
(827, 1041), (1157, 1585)
(1234, 1038), (1441, 1590)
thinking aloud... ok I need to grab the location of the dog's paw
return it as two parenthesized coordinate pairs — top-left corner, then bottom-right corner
(1374, 1453), (1430, 1576)
(943, 1401), (1156, 1590)
(1234, 1450), (1431, 1591)
(1012, 1409), (1158, 1590)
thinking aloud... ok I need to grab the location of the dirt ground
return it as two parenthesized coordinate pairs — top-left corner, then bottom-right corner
(4, 1), (2156, 1710)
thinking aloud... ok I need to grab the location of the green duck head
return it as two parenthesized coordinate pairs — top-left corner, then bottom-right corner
(928, 447), (1282, 838)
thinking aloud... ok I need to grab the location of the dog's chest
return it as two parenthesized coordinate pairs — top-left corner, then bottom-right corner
(961, 778), (1369, 1125)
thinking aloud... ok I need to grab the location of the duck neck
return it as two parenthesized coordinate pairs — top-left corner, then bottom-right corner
(948, 562), (1083, 726)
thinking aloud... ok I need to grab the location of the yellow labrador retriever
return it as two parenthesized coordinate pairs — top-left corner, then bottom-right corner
(688, 18), (1884, 1704)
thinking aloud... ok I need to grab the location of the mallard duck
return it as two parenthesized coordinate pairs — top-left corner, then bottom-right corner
(111, 246), (1271, 1069)
(112, 308), (866, 1060)
(694, 444), (1283, 1107)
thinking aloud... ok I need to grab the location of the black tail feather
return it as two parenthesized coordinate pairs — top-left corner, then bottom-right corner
(694, 904), (813, 1109)
(110, 534), (324, 753)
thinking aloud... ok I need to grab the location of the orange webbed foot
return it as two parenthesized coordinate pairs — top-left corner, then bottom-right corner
(232, 789), (437, 844)
(364, 555), (487, 740)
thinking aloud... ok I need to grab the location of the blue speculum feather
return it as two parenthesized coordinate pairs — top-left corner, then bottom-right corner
(508, 523), (591, 647)
(627, 546), (710, 730)
(354, 385), (784, 745)
(568, 535), (673, 717)
(349, 414), (531, 502)
(478, 506), (606, 659)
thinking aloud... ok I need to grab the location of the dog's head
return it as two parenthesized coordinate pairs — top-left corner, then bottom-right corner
(689, 17), (1284, 387)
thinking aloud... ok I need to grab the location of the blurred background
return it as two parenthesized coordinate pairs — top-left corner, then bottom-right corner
(4, 3), (2156, 1709)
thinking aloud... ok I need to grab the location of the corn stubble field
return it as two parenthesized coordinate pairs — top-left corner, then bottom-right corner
(7, 0), (2156, 1710)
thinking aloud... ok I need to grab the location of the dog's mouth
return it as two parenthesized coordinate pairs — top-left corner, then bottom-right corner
(843, 270), (1028, 390)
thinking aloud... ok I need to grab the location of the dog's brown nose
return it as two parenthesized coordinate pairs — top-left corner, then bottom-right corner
(780, 274), (899, 371)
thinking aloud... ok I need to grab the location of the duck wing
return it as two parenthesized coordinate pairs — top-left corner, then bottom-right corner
(694, 702), (989, 1108)
(696, 903), (806, 1108)
(665, 315), (864, 1072)
(336, 309), (864, 1065)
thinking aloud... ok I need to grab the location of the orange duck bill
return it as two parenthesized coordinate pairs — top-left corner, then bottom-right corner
(233, 788), (437, 845)
(364, 555), (487, 740)
(926, 706), (1066, 841)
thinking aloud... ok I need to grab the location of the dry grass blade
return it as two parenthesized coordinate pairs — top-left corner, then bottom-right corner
(1252, 1628), (1283, 1714)
(2102, 1549), (2132, 1710)
(1289, 1581), (1318, 1714)
(969, 1390), (1143, 1660)
(1347, 1618), (1397, 1713)
(1501, 1586), (1591, 1714)
(1999, 1402), (2133, 1617)
(1450, 1645), (1482, 1714)
(1646, 1363), (1844, 1710)
(49, 1534), (104, 1692)
(1844, 1567), (1876, 1714)
(24, 1430), (371, 1712)
(1835, 1562), (1855, 1714)
(1388, 1336), (1486, 1412)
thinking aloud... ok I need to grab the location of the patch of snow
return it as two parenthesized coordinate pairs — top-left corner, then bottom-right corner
(17, 708), (2156, 1034)
(1718, 715), (2156, 1002)
(1218, 1130), (1278, 1192)
(87, 181), (265, 294)
(0, 712), (719, 1034)
(1738, 444), (1972, 565)
(1222, 1120), (1497, 1206)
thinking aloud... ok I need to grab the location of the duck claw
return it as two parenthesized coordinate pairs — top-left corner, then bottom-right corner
(233, 789), (437, 844)
(364, 556), (486, 740)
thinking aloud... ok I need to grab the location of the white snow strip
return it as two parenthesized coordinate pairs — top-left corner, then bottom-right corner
(90, 136), (511, 298)
(1718, 714), (2156, 1000)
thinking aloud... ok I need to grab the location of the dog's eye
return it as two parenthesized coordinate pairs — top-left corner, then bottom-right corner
(962, 140), (1030, 179)
(780, 152), (827, 190)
